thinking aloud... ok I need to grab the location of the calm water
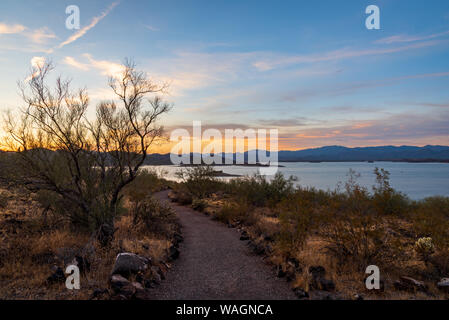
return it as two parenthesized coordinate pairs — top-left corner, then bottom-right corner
(142, 162), (449, 200)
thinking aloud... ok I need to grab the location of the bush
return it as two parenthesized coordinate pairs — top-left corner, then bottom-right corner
(275, 194), (317, 258)
(0, 192), (9, 209)
(226, 172), (295, 207)
(176, 166), (223, 199)
(411, 196), (449, 249)
(372, 167), (409, 216)
(131, 196), (176, 235)
(192, 198), (207, 212)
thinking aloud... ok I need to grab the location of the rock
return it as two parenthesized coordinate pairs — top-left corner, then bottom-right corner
(293, 287), (309, 299)
(173, 233), (184, 244)
(168, 245), (180, 261)
(240, 235), (250, 241)
(308, 265), (334, 291)
(394, 276), (427, 292)
(46, 266), (65, 284)
(276, 265), (286, 278)
(90, 288), (109, 300)
(111, 253), (150, 277)
(110, 274), (131, 292)
(151, 266), (162, 285)
(287, 257), (300, 269)
(134, 287), (152, 300)
(132, 282), (144, 291)
(437, 278), (449, 293)
(318, 278), (336, 291)
(247, 241), (265, 255)
(110, 275), (144, 299)
(309, 265), (326, 278)
(262, 233), (273, 242)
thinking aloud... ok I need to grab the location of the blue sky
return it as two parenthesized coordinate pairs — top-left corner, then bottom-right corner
(1, 0), (449, 150)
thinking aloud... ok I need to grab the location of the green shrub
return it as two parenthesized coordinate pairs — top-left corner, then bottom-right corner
(226, 172), (295, 207)
(131, 196), (176, 235)
(372, 167), (409, 216)
(192, 198), (207, 212)
(176, 165), (223, 199)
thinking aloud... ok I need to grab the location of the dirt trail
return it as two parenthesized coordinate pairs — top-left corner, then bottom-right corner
(149, 190), (296, 300)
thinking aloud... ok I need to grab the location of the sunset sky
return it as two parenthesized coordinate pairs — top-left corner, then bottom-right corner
(1, 0), (449, 152)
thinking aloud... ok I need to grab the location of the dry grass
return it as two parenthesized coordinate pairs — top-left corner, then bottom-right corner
(0, 186), (176, 300)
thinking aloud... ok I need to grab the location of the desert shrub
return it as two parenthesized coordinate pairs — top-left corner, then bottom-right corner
(275, 194), (317, 258)
(410, 196), (449, 248)
(131, 196), (176, 235)
(213, 201), (250, 224)
(191, 198), (207, 212)
(0, 192), (9, 209)
(372, 167), (409, 216)
(414, 237), (435, 265)
(321, 169), (399, 270)
(124, 169), (166, 202)
(226, 172), (295, 207)
(176, 165), (223, 199)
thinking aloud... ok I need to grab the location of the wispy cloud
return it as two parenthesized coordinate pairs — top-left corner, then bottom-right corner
(55, 1), (119, 50)
(63, 54), (125, 78)
(63, 56), (90, 71)
(253, 40), (445, 71)
(0, 22), (25, 34)
(144, 25), (159, 32)
(376, 30), (449, 44)
(25, 27), (56, 44)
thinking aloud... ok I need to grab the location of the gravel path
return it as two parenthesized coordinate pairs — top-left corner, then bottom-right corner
(149, 190), (296, 300)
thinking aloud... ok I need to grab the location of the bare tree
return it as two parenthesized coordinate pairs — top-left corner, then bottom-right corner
(3, 59), (171, 244)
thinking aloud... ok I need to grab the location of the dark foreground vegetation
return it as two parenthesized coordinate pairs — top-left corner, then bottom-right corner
(0, 60), (181, 299)
(171, 165), (449, 299)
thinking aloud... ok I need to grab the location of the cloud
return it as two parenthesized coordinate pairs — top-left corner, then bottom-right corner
(144, 25), (159, 32)
(252, 40), (445, 71)
(376, 30), (449, 44)
(278, 111), (449, 149)
(55, 1), (119, 50)
(63, 54), (125, 78)
(25, 27), (56, 44)
(63, 56), (90, 71)
(0, 22), (26, 34)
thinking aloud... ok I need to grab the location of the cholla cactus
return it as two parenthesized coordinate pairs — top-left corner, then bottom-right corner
(414, 237), (435, 263)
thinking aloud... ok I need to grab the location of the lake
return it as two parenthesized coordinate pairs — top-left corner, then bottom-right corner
(142, 162), (449, 200)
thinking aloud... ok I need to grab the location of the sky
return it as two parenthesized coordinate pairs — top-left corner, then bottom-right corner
(1, 0), (449, 152)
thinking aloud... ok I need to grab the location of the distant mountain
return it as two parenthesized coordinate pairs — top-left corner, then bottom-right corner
(276, 145), (449, 162)
(144, 145), (449, 165)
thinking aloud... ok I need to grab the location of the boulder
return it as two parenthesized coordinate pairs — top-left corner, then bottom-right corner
(110, 274), (135, 299)
(394, 276), (427, 292)
(111, 253), (150, 277)
(437, 278), (449, 293)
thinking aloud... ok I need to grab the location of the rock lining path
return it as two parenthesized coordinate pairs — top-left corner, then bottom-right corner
(149, 190), (296, 300)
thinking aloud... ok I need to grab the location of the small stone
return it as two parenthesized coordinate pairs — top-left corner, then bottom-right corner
(293, 287), (309, 299)
(437, 278), (449, 293)
(394, 276), (427, 292)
